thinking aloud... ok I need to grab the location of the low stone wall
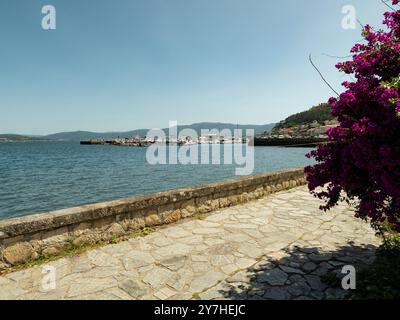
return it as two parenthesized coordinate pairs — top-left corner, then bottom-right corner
(0, 168), (306, 269)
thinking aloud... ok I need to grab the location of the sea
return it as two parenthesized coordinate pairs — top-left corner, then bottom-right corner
(0, 142), (314, 219)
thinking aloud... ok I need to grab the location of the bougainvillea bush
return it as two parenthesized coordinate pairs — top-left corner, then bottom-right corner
(305, 0), (400, 231)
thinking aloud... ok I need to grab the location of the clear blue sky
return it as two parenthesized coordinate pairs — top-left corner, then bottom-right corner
(0, 0), (388, 135)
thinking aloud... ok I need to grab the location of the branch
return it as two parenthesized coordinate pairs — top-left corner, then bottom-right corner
(356, 18), (365, 29)
(322, 53), (353, 59)
(381, 0), (396, 11)
(309, 54), (340, 97)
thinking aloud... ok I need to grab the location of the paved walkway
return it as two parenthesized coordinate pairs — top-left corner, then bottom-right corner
(0, 186), (381, 300)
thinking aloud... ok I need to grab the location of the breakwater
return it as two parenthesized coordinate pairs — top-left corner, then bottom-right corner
(254, 137), (327, 147)
(0, 168), (306, 269)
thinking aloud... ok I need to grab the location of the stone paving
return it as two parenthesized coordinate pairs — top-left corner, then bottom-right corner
(0, 186), (381, 300)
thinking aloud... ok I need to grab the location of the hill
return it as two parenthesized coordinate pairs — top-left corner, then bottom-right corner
(273, 103), (333, 130)
(0, 134), (48, 142)
(257, 103), (338, 139)
(42, 122), (276, 141)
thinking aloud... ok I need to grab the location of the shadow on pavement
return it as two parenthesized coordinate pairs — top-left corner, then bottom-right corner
(214, 242), (378, 300)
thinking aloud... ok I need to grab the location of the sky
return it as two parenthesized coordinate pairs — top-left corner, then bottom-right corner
(0, 0), (390, 135)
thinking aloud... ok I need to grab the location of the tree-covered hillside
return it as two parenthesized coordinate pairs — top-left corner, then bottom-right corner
(274, 103), (333, 130)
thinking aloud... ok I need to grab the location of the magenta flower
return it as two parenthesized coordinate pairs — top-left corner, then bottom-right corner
(305, 1), (400, 230)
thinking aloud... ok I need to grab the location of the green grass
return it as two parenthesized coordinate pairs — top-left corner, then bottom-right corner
(192, 211), (209, 220)
(192, 292), (201, 300)
(353, 233), (400, 299)
(321, 271), (342, 288)
(319, 221), (400, 300)
(0, 227), (155, 276)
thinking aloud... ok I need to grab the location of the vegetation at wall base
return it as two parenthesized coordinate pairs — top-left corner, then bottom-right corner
(318, 232), (400, 299)
(354, 233), (400, 299)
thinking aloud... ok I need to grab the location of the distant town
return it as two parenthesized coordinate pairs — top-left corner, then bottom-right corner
(1, 103), (335, 147)
(80, 134), (249, 146)
(260, 119), (337, 140)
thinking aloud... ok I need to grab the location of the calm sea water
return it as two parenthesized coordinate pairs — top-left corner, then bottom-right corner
(0, 142), (314, 219)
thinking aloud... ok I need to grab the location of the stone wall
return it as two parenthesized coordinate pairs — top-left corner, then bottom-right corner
(0, 168), (306, 269)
